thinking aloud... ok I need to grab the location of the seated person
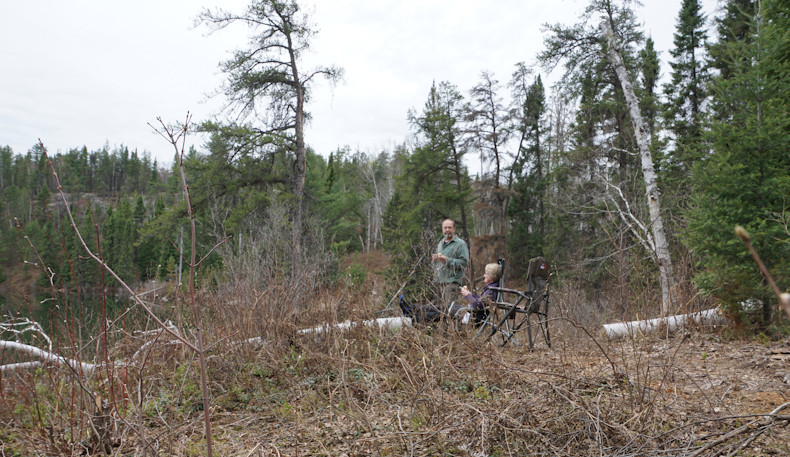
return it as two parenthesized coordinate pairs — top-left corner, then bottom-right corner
(459, 262), (501, 324)
(399, 262), (502, 325)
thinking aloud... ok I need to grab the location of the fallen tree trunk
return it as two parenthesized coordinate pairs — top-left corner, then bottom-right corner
(603, 307), (727, 340)
(1, 320), (182, 374)
(0, 341), (97, 373)
(298, 316), (413, 335)
(1, 317), (415, 373)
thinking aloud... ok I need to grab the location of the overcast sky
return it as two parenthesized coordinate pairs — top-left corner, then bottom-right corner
(1, 0), (719, 166)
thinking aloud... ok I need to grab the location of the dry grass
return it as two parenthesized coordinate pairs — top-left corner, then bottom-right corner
(1, 254), (789, 456)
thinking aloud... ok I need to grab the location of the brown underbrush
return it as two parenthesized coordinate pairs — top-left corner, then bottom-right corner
(1, 252), (788, 456)
(2, 297), (788, 456)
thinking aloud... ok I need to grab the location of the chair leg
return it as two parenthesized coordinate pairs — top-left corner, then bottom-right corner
(522, 295), (550, 349)
(539, 294), (551, 348)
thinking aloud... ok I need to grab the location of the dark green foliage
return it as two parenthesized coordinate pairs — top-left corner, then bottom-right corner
(402, 81), (473, 237)
(639, 37), (661, 138)
(309, 147), (369, 254)
(685, 0), (790, 322)
(101, 200), (139, 284)
(662, 0), (710, 183)
(74, 211), (101, 286)
(708, 0), (757, 81)
(508, 72), (547, 271)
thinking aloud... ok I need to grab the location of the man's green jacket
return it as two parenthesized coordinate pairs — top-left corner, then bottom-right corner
(434, 236), (469, 285)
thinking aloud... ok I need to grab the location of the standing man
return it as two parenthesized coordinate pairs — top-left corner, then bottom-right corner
(432, 218), (469, 305)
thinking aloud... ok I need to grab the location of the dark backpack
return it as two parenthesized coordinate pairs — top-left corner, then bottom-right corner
(399, 294), (443, 323)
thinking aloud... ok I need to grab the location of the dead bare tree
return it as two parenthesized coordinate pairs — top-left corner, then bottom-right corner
(601, 16), (677, 316)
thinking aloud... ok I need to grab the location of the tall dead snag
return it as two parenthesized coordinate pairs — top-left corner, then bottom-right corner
(198, 0), (342, 277)
(601, 18), (676, 315)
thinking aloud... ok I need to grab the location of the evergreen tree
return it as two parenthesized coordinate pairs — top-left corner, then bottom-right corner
(685, 0), (790, 324)
(663, 0), (710, 181)
(75, 211), (101, 286)
(405, 81), (473, 240)
(102, 200), (138, 283)
(34, 184), (51, 225)
(383, 83), (474, 290)
(22, 220), (45, 282)
(708, 0), (757, 81)
(508, 74), (548, 269)
(198, 0), (343, 275)
(0, 145), (13, 191)
(310, 148), (367, 253)
(639, 37), (661, 139)
(133, 194), (146, 226)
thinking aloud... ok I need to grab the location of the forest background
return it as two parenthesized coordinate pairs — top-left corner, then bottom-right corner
(1, 0), (789, 455)
(1, 0), (786, 325)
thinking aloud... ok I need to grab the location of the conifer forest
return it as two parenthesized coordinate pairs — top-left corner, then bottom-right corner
(0, 1), (788, 456)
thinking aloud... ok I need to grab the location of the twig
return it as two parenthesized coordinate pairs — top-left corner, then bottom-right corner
(39, 140), (198, 353)
(735, 226), (790, 319)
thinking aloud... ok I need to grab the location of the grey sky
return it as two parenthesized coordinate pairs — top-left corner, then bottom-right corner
(1, 0), (719, 165)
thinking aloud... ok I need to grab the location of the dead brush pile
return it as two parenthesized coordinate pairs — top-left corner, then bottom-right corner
(193, 320), (788, 457)
(1, 283), (789, 456)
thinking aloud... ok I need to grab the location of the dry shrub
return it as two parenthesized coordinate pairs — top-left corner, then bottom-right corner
(209, 203), (339, 337)
(2, 231), (787, 456)
(4, 284), (788, 456)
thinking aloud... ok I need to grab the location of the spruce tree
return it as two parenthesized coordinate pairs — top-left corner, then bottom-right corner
(685, 0), (790, 324)
(639, 37), (661, 136)
(663, 0), (710, 181)
(508, 74), (548, 270)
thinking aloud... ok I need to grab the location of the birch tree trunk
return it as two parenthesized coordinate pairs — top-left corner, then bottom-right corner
(602, 19), (676, 315)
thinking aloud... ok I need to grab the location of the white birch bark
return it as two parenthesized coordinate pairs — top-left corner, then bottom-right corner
(602, 307), (726, 339)
(602, 19), (676, 316)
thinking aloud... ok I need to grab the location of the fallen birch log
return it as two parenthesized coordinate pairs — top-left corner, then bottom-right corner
(603, 307), (727, 340)
(1, 320), (182, 374)
(1, 317), (413, 373)
(0, 341), (97, 373)
(298, 316), (412, 335)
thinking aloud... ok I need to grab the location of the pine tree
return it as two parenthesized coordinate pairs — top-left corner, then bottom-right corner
(198, 0), (343, 276)
(405, 81), (473, 241)
(663, 0), (710, 180)
(685, 0), (790, 324)
(508, 74), (548, 269)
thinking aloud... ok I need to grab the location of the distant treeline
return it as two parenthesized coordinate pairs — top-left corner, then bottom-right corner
(2, 0), (788, 327)
(0, 143), (184, 288)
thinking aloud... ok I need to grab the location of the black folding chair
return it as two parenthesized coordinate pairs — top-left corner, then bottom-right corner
(474, 257), (551, 349)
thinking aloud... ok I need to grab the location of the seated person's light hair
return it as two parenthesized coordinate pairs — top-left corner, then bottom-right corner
(485, 263), (502, 282)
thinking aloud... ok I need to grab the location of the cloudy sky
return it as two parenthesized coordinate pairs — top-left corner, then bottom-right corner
(1, 0), (719, 165)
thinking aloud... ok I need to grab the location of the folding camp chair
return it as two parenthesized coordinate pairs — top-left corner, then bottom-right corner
(474, 256), (551, 349)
